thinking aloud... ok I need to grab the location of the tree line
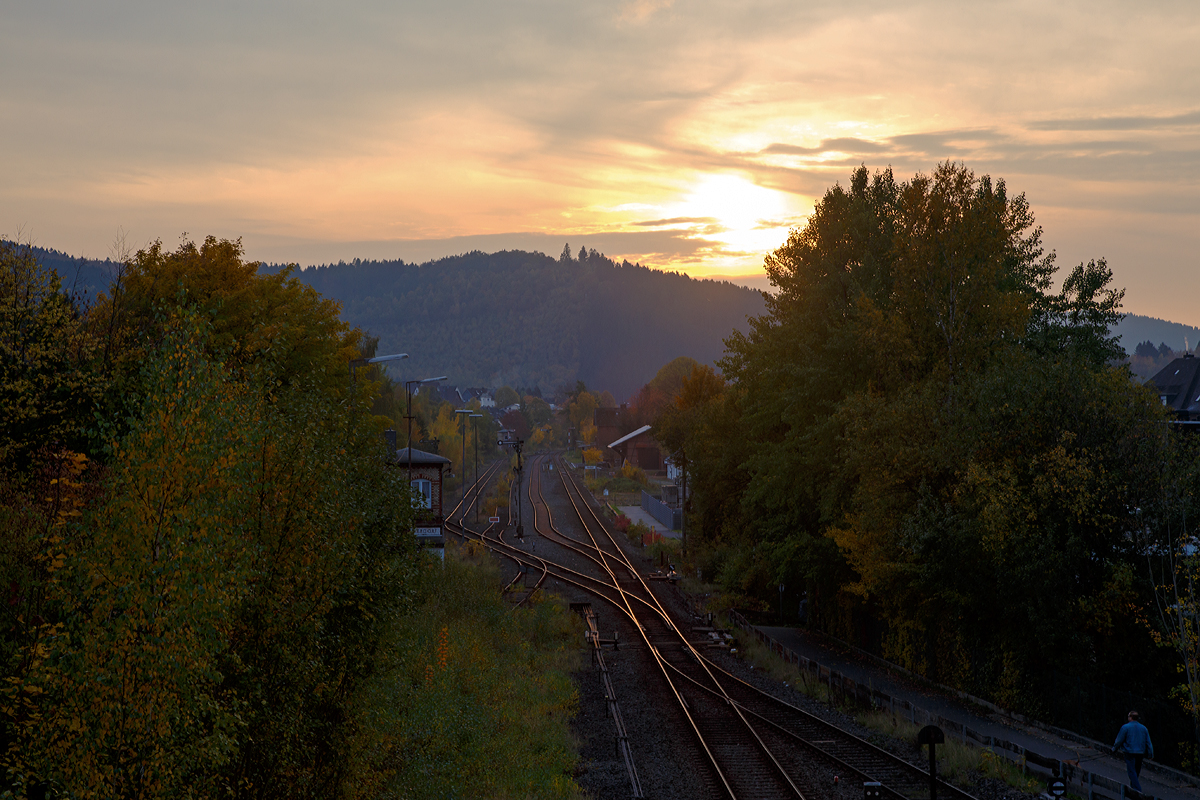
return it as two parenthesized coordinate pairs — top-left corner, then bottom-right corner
(0, 237), (581, 798)
(655, 164), (1200, 767)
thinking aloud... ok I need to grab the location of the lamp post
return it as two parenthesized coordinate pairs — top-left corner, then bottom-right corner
(404, 376), (447, 486)
(470, 413), (483, 523)
(455, 409), (471, 511)
(348, 353), (408, 445)
(350, 352), (409, 382)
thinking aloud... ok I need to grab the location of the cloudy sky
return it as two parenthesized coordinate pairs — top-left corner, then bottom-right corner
(3, 1), (1198, 322)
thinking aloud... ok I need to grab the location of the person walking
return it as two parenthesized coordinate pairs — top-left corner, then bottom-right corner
(1113, 710), (1154, 793)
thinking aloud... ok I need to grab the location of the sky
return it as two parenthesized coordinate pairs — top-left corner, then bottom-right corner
(3, 1), (1198, 323)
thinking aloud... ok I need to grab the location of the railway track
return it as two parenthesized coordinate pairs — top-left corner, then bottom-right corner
(444, 452), (978, 800)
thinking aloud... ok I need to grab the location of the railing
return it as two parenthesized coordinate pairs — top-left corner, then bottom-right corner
(726, 610), (1198, 800)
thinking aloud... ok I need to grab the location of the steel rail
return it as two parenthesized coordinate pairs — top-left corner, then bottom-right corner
(447, 454), (969, 800)
(541, 456), (803, 800)
(552, 457), (979, 800)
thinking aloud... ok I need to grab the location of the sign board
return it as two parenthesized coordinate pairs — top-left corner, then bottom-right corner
(1048, 780), (1066, 797)
(489, 516), (500, 523)
(414, 525), (443, 539)
(917, 724), (945, 745)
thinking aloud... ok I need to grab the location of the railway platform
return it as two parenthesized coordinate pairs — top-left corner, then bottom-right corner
(754, 625), (1198, 800)
(616, 505), (681, 539)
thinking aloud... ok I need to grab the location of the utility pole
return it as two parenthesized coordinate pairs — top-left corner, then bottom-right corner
(455, 409), (471, 512)
(500, 437), (525, 539)
(404, 376), (446, 487)
(470, 413), (483, 524)
(348, 352), (408, 446)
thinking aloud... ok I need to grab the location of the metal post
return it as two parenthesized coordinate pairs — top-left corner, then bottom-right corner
(680, 457), (686, 555)
(471, 413), (483, 523)
(918, 725), (944, 800)
(351, 352), (408, 446)
(455, 409), (471, 512)
(405, 376), (445, 488)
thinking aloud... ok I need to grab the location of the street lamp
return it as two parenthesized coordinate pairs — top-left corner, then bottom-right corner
(404, 376), (447, 486)
(350, 352), (409, 381)
(348, 353), (408, 444)
(470, 413), (483, 523)
(455, 409), (471, 511)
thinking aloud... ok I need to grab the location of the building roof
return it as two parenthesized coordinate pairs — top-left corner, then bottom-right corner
(607, 424), (654, 449)
(394, 447), (452, 466)
(1147, 355), (1200, 418)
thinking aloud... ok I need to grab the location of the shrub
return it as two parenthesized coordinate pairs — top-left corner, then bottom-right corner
(614, 514), (631, 533)
(620, 462), (647, 484)
(627, 520), (650, 544)
(351, 543), (582, 798)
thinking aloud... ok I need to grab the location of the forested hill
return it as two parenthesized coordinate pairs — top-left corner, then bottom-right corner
(24, 242), (1199, 396)
(262, 249), (767, 399)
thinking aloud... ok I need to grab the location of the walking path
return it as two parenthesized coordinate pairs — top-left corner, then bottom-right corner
(748, 623), (1198, 800)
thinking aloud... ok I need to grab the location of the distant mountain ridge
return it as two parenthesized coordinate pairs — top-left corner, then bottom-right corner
(266, 249), (767, 399)
(23, 242), (1199, 398)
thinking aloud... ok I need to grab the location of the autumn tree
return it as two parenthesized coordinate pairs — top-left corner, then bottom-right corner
(3, 313), (418, 799)
(91, 235), (365, 411)
(711, 163), (1169, 715)
(566, 390), (598, 446)
(1, 240), (422, 797)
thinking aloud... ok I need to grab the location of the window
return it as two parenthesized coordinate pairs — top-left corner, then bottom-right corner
(411, 479), (432, 509)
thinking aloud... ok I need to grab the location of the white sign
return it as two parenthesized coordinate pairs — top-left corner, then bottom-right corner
(415, 526), (442, 538)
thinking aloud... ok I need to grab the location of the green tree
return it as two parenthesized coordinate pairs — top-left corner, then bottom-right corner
(2, 308), (417, 798)
(494, 385), (519, 408)
(0, 240), (103, 471)
(711, 163), (1163, 711)
(1146, 433), (1200, 754)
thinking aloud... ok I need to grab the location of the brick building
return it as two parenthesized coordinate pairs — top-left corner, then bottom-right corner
(395, 447), (452, 551)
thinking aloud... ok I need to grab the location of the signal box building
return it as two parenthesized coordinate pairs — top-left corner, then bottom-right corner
(395, 447), (452, 550)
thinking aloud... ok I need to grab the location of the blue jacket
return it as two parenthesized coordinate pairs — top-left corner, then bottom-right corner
(1114, 720), (1154, 758)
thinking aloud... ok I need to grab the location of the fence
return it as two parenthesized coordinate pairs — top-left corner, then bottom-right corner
(641, 490), (681, 531)
(726, 610), (1198, 800)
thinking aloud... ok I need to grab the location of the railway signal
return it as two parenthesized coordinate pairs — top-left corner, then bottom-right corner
(917, 725), (944, 800)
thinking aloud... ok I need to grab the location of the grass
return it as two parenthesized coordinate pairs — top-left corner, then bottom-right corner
(724, 621), (1043, 796)
(349, 539), (585, 799)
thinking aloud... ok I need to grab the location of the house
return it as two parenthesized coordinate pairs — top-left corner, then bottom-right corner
(607, 424), (662, 471)
(394, 447), (453, 554)
(665, 453), (682, 482)
(1147, 353), (1200, 425)
(459, 387), (496, 408)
